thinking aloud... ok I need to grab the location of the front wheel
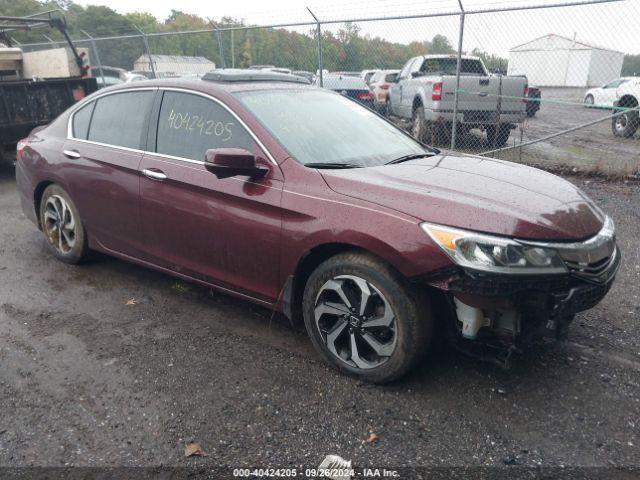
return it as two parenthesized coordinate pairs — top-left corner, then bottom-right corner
(39, 184), (89, 264)
(486, 124), (512, 148)
(302, 252), (432, 383)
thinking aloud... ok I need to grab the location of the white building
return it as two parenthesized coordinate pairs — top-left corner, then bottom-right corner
(133, 54), (215, 77)
(507, 34), (624, 87)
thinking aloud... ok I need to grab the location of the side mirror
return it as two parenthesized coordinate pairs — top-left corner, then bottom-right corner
(204, 148), (268, 179)
(411, 71), (425, 79)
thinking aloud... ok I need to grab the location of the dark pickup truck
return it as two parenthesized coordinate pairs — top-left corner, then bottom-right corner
(1, 76), (97, 159)
(0, 11), (98, 160)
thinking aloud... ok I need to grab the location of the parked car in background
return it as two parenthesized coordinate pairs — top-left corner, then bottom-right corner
(331, 71), (361, 78)
(293, 70), (315, 83)
(361, 69), (378, 85)
(90, 66), (147, 88)
(16, 70), (620, 382)
(584, 77), (637, 108)
(611, 77), (640, 138)
(388, 55), (527, 146)
(370, 69), (400, 103)
(316, 74), (375, 110)
(526, 85), (541, 117)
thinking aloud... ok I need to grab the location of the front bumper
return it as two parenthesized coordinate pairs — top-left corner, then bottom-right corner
(422, 246), (621, 343)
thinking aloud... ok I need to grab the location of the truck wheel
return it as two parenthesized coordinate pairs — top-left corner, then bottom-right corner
(428, 122), (452, 147)
(39, 184), (89, 264)
(411, 105), (428, 142)
(302, 252), (432, 383)
(612, 106), (639, 138)
(486, 124), (511, 148)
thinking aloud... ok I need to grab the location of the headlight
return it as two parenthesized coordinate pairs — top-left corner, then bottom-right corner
(421, 222), (567, 274)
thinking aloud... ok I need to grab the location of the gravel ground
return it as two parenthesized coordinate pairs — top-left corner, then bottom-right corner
(0, 161), (638, 476)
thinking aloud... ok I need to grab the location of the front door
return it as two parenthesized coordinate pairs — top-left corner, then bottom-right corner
(139, 90), (284, 303)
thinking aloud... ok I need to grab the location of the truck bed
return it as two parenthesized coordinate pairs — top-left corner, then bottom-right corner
(1, 77), (97, 148)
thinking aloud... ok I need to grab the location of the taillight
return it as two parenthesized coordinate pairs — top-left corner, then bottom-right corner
(523, 84), (529, 102)
(380, 83), (390, 90)
(432, 82), (443, 101)
(72, 86), (86, 102)
(16, 138), (28, 162)
(357, 92), (375, 101)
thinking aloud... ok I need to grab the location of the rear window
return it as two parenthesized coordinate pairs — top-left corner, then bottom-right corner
(420, 58), (486, 76)
(88, 91), (154, 149)
(72, 102), (95, 140)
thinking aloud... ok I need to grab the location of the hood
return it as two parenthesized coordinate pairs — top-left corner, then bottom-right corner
(320, 154), (604, 241)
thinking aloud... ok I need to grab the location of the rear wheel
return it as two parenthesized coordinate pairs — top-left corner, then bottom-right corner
(302, 252), (432, 383)
(584, 94), (594, 107)
(39, 184), (89, 264)
(411, 105), (428, 142)
(612, 102), (639, 138)
(486, 124), (512, 148)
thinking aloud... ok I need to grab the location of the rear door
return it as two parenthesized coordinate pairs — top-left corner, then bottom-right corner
(139, 90), (284, 302)
(63, 88), (155, 257)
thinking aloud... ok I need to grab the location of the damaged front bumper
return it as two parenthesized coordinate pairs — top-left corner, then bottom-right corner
(421, 246), (621, 362)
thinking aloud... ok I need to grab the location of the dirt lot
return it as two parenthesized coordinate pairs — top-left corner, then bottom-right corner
(0, 161), (639, 476)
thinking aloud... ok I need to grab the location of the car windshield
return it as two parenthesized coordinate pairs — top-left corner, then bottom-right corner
(236, 89), (433, 167)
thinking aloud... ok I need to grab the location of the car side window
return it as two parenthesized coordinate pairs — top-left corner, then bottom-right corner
(155, 91), (256, 161)
(604, 79), (621, 89)
(88, 91), (154, 149)
(72, 101), (95, 140)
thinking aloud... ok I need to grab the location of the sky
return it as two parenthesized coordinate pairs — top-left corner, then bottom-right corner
(77, 0), (640, 56)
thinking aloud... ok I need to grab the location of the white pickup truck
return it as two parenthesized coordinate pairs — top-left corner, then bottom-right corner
(388, 55), (528, 147)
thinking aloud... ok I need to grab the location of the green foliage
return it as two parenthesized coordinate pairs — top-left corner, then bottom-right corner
(4, 0), (493, 74)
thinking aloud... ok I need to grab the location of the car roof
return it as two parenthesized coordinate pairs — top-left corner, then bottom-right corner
(98, 71), (315, 97)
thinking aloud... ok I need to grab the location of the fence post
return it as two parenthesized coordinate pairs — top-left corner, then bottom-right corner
(451, 0), (465, 150)
(231, 29), (235, 68)
(209, 21), (226, 69)
(307, 7), (323, 87)
(81, 30), (105, 87)
(133, 25), (156, 79)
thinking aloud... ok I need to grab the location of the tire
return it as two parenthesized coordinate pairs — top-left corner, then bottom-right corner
(612, 106), (639, 138)
(486, 124), (511, 148)
(411, 105), (428, 142)
(302, 251), (432, 383)
(39, 184), (89, 264)
(584, 94), (594, 108)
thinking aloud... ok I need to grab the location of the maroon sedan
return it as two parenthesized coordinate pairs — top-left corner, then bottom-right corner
(15, 70), (619, 383)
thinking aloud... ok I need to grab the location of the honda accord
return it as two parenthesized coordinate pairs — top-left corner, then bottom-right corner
(15, 70), (620, 383)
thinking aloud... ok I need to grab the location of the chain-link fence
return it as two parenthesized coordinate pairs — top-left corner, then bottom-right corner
(15, 0), (640, 176)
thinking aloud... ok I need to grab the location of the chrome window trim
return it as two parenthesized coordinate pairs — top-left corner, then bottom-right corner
(66, 86), (278, 166)
(66, 87), (158, 140)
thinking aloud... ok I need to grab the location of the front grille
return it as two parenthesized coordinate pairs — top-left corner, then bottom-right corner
(564, 247), (619, 284)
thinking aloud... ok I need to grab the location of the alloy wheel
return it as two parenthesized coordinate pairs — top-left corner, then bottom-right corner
(43, 195), (76, 254)
(314, 275), (397, 369)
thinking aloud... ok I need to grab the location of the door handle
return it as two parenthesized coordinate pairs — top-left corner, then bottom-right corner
(142, 168), (167, 181)
(63, 149), (81, 159)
